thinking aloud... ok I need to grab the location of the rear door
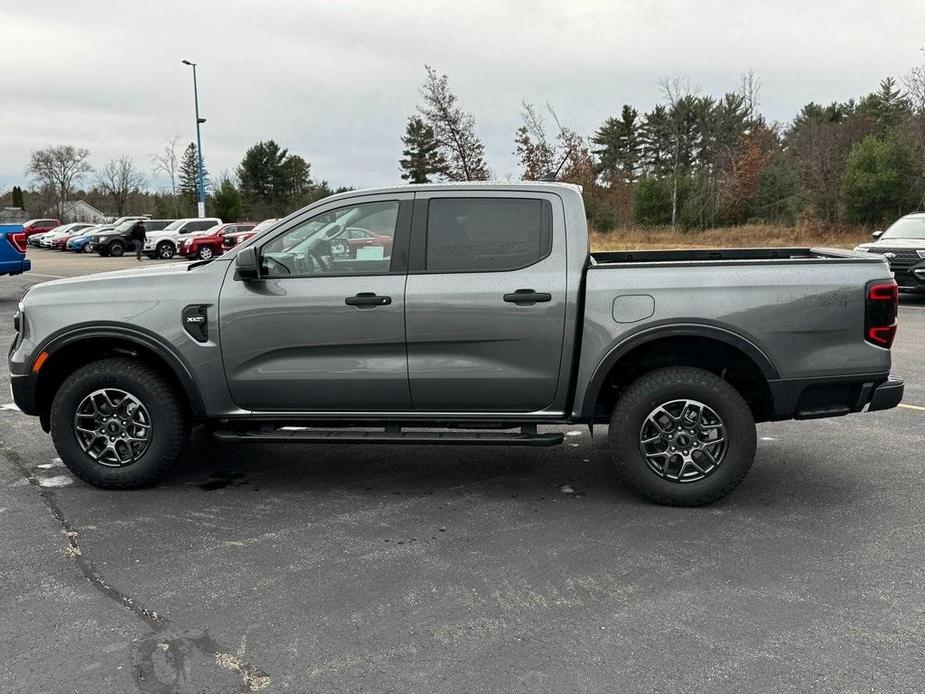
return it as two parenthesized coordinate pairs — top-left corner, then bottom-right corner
(219, 193), (413, 411)
(404, 191), (568, 411)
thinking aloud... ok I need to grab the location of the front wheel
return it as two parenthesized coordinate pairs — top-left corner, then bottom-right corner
(50, 358), (189, 489)
(609, 367), (756, 506)
(108, 240), (125, 257)
(197, 245), (214, 260)
(156, 241), (175, 259)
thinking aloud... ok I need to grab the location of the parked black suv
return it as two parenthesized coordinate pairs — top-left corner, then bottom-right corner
(855, 212), (925, 293)
(87, 220), (174, 257)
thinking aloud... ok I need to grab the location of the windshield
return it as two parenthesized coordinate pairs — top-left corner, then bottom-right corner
(882, 217), (925, 240)
(115, 221), (137, 232)
(161, 220), (185, 231)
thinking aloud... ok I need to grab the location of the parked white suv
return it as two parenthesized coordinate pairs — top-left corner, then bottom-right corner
(143, 218), (222, 259)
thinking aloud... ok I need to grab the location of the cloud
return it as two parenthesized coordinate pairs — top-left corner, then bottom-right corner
(2, 0), (924, 192)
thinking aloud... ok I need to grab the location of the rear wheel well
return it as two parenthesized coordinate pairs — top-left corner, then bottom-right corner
(35, 338), (193, 427)
(592, 336), (774, 422)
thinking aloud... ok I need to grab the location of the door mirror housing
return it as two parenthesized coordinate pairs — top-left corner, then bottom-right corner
(872, 230), (884, 238)
(235, 246), (260, 281)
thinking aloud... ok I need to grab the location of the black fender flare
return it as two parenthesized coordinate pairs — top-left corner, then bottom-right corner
(579, 322), (780, 417)
(33, 322), (206, 418)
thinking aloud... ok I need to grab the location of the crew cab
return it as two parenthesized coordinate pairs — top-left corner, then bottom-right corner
(0, 224), (30, 276)
(8, 183), (904, 505)
(178, 222), (256, 260)
(144, 218), (221, 259)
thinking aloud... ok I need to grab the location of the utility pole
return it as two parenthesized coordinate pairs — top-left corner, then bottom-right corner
(181, 59), (207, 217)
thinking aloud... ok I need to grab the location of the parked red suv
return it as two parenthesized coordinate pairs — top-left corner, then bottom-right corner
(178, 222), (256, 260)
(222, 219), (278, 251)
(22, 219), (61, 239)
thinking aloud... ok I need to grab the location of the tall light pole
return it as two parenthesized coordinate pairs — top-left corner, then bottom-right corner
(181, 59), (207, 218)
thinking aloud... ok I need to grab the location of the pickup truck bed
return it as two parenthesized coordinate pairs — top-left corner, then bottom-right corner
(0, 224), (30, 276)
(8, 182), (903, 505)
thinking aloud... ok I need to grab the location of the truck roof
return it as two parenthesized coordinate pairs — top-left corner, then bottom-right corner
(322, 181), (583, 204)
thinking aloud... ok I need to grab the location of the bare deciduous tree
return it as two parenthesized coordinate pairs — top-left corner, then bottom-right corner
(97, 155), (147, 215)
(26, 145), (92, 218)
(739, 69), (762, 123)
(418, 65), (490, 181)
(514, 102), (557, 180)
(659, 76), (696, 227)
(151, 135), (181, 216)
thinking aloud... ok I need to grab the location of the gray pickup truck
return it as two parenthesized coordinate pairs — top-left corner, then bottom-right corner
(8, 183), (904, 505)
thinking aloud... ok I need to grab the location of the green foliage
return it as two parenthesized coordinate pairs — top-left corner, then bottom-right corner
(751, 156), (800, 224)
(11, 185), (24, 208)
(237, 140), (312, 217)
(400, 116), (444, 183)
(212, 177), (243, 221)
(841, 134), (920, 224)
(178, 143), (208, 213)
(634, 177), (675, 226)
(592, 105), (640, 183)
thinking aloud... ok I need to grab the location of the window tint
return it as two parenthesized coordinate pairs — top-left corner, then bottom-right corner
(261, 200), (399, 277)
(425, 198), (551, 272)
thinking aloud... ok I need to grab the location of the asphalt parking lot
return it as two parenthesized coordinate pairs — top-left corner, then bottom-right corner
(2, 249), (924, 693)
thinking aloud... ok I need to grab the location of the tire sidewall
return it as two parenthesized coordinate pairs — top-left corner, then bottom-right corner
(610, 371), (756, 505)
(157, 242), (174, 259)
(51, 366), (183, 487)
(198, 246), (213, 260)
(109, 241), (125, 257)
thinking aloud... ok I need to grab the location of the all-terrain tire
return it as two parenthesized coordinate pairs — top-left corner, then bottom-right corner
(50, 358), (188, 489)
(609, 367), (756, 506)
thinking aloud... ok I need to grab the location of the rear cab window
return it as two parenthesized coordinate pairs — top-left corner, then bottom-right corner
(424, 198), (552, 273)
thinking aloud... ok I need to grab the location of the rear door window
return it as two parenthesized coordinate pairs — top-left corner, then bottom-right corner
(425, 198), (552, 273)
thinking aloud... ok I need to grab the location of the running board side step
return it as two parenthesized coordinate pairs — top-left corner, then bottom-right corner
(212, 426), (564, 447)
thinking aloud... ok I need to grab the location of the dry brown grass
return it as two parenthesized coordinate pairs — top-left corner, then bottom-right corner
(590, 223), (872, 251)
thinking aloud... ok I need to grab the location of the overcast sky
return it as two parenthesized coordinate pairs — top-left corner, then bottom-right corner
(2, 0), (924, 194)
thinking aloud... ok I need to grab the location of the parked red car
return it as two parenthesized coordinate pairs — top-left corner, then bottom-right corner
(178, 222), (256, 260)
(222, 219), (277, 251)
(328, 227), (394, 258)
(22, 218), (61, 239)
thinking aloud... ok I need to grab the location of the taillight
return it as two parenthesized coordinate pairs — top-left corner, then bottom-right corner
(865, 279), (898, 348)
(8, 231), (27, 253)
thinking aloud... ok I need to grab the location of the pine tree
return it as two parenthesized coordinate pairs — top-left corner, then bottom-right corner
(400, 117), (445, 183)
(178, 143), (208, 212)
(593, 105), (641, 183)
(11, 185), (24, 208)
(212, 176), (242, 221)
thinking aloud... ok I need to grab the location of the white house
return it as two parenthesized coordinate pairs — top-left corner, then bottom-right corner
(59, 200), (107, 223)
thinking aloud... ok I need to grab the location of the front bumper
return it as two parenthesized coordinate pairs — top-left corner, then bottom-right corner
(10, 373), (38, 416)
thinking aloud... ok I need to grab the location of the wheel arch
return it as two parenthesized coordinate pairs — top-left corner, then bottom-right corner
(32, 324), (206, 430)
(579, 324), (779, 422)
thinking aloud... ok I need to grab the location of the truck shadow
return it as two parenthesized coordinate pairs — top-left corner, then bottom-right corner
(161, 426), (863, 512)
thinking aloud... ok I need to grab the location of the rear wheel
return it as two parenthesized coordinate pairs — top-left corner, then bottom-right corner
(50, 358), (189, 489)
(108, 240), (125, 257)
(609, 367), (756, 506)
(157, 241), (175, 259)
(197, 245), (214, 260)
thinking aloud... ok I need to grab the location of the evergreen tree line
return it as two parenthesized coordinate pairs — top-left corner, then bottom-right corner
(400, 66), (925, 230)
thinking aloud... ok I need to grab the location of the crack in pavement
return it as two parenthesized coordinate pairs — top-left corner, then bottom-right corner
(2, 447), (272, 693)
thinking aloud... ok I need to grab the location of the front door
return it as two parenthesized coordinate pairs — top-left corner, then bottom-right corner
(219, 194), (413, 411)
(404, 192), (567, 412)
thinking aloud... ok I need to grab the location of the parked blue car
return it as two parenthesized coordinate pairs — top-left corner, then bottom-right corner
(0, 224), (31, 276)
(66, 224), (114, 251)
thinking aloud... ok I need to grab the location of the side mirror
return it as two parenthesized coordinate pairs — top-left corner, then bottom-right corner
(872, 230), (884, 239)
(234, 246), (260, 281)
